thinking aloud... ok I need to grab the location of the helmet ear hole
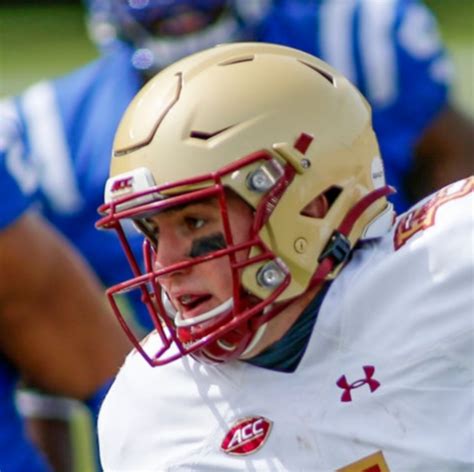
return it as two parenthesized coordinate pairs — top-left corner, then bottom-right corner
(300, 186), (342, 219)
(323, 186), (343, 208)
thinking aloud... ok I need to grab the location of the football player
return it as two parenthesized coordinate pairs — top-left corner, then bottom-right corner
(0, 0), (472, 467)
(1, 0), (470, 335)
(97, 42), (473, 470)
(0, 136), (129, 469)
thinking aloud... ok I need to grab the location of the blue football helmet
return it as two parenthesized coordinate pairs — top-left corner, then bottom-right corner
(85, 0), (271, 72)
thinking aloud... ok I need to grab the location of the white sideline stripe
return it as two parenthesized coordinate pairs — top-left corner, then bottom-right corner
(319, 0), (358, 84)
(360, 0), (397, 106)
(22, 81), (83, 213)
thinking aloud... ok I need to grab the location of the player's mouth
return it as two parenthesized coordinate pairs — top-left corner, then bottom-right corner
(174, 292), (235, 348)
(176, 293), (214, 318)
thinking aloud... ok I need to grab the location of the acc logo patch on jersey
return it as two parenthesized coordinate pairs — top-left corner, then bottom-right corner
(221, 416), (272, 456)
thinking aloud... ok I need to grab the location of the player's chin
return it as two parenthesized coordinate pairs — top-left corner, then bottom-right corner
(178, 303), (233, 342)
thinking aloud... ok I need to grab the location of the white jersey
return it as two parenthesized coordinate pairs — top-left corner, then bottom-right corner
(99, 178), (474, 471)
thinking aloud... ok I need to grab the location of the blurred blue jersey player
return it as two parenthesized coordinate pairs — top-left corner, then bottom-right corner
(83, 0), (472, 210)
(0, 1), (472, 468)
(0, 121), (129, 470)
(0, 147), (50, 471)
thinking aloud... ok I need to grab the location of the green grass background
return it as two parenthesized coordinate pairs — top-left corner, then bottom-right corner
(0, 1), (472, 115)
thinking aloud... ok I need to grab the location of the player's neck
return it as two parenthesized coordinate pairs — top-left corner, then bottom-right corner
(239, 284), (322, 360)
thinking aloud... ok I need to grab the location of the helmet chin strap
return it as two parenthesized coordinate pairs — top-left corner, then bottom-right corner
(310, 185), (395, 287)
(189, 294), (276, 363)
(238, 318), (268, 358)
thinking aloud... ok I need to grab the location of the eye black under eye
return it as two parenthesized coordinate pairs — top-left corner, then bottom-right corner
(189, 233), (227, 258)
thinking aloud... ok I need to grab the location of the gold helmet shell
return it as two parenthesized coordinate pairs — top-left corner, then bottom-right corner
(99, 42), (394, 364)
(107, 42), (392, 301)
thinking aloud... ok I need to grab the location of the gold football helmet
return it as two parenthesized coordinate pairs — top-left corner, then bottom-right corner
(97, 42), (394, 365)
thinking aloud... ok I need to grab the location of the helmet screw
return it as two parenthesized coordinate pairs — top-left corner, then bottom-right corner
(301, 158), (311, 169)
(247, 169), (273, 192)
(257, 261), (286, 288)
(294, 238), (308, 254)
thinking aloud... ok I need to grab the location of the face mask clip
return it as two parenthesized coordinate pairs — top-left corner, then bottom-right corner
(318, 231), (351, 266)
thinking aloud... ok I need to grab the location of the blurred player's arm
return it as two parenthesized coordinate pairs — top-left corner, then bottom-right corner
(407, 104), (474, 201)
(0, 211), (130, 399)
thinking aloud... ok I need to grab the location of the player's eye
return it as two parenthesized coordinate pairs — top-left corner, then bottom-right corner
(184, 216), (206, 230)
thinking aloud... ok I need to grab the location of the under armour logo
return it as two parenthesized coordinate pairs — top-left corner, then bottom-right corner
(336, 366), (380, 402)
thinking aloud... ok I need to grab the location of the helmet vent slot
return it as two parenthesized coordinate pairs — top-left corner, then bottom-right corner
(218, 55), (255, 66)
(190, 125), (235, 140)
(298, 60), (334, 85)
